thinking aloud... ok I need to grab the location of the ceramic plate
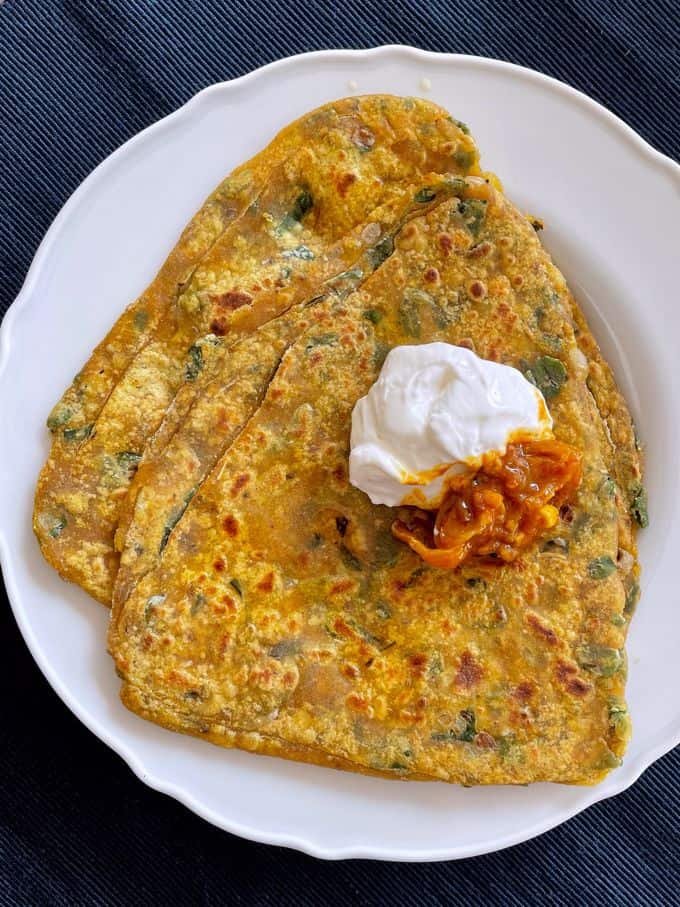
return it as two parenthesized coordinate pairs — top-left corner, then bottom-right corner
(1, 47), (678, 861)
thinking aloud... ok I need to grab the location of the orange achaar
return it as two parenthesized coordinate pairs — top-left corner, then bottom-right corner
(392, 438), (582, 569)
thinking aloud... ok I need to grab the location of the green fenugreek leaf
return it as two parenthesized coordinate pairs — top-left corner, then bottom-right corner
(541, 537), (570, 554)
(363, 308), (383, 325)
(290, 189), (313, 222)
(372, 340), (391, 369)
(601, 476), (617, 498)
(457, 198), (487, 238)
(445, 176), (467, 196)
(191, 592), (206, 616)
(542, 333), (562, 351)
(599, 750), (623, 770)
(269, 639), (301, 659)
(327, 267), (364, 298)
(630, 483), (649, 528)
(524, 355), (568, 400)
(282, 244), (315, 260)
(431, 709), (476, 743)
(497, 734), (519, 760)
(608, 701), (629, 732)
(63, 423), (93, 442)
(366, 235), (394, 271)
(48, 517), (67, 538)
(305, 332), (338, 352)
(588, 555), (617, 580)
(624, 580), (640, 617)
(428, 651), (444, 678)
(414, 187), (437, 204)
(47, 405), (73, 431)
(185, 344), (203, 381)
(453, 148), (476, 170)
(133, 309), (149, 330)
(375, 600), (392, 620)
(333, 267), (363, 282)
(576, 644), (624, 677)
(159, 506), (183, 553)
(116, 451), (142, 471)
(399, 294), (422, 338)
(350, 620), (387, 649)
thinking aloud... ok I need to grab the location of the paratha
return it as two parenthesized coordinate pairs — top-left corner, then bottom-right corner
(110, 178), (642, 784)
(34, 96), (479, 603)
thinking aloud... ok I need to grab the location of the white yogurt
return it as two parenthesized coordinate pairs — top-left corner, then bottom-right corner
(349, 343), (552, 507)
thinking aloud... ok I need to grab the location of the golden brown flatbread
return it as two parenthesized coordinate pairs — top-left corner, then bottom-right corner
(110, 178), (641, 784)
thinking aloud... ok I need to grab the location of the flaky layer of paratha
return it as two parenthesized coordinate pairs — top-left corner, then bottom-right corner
(110, 180), (641, 784)
(34, 96), (479, 603)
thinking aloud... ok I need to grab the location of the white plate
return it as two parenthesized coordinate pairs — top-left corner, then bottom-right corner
(1, 47), (678, 862)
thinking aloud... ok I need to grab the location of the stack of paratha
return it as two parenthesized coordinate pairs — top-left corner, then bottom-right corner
(34, 96), (646, 785)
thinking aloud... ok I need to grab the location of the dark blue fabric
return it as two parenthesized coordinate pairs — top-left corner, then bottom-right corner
(1, 1), (678, 903)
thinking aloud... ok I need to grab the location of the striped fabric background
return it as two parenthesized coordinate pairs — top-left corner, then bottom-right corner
(1, 1), (678, 903)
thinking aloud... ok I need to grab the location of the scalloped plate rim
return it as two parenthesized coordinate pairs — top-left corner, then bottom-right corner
(1, 46), (679, 862)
